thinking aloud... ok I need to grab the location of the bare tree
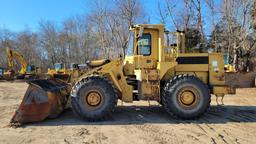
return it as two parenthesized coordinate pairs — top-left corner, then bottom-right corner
(86, 0), (146, 59)
(1, 0), (255, 72)
(114, 0), (146, 57)
(38, 20), (60, 67)
(211, 0), (255, 71)
(15, 30), (39, 65)
(252, 1), (256, 29)
(0, 29), (15, 67)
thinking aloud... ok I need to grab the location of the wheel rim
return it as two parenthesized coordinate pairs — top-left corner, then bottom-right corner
(178, 87), (199, 108)
(86, 90), (102, 107)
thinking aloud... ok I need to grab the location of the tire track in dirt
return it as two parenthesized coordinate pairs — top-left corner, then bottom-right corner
(114, 106), (178, 144)
(133, 124), (177, 144)
(191, 106), (256, 144)
(111, 106), (167, 144)
(124, 106), (195, 144)
(114, 103), (256, 144)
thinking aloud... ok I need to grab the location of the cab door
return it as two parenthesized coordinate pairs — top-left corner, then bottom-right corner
(134, 29), (160, 100)
(135, 29), (159, 69)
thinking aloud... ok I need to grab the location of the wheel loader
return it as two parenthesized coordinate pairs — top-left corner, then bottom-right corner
(11, 24), (254, 125)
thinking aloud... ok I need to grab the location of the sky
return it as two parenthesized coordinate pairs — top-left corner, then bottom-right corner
(0, 0), (90, 31)
(0, 0), (161, 32)
(0, 0), (219, 34)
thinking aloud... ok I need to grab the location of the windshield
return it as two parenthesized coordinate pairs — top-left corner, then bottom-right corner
(26, 65), (35, 73)
(26, 66), (32, 73)
(126, 31), (134, 56)
(54, 63), (63, 71)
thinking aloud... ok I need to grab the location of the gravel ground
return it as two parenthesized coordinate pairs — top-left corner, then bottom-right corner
(0, 82), (256, 144)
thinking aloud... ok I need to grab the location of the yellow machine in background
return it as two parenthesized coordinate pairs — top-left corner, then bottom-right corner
(47, 63), (65, 76)
(224, 64), (235, 72)
(47, 63), (86, 83)
(4, 48), (40, 79)
(6, 48), (28, 77)
(47, 63), (66, 78)
(11, 24), (245, 125)
(223, 54), (236, 72)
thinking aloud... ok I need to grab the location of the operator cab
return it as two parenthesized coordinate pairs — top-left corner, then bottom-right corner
(124, 24), (163, 77)
(26, 65), (36, 73)
(124, 24), (185, 76)
(54, 63), (64, 71)
(124, 24), (186, 100)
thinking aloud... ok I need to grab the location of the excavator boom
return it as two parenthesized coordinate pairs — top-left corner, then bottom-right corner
(6, 48), (28, 75)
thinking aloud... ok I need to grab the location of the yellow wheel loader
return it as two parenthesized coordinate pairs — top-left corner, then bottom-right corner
(10, 24), (255, 125)
(69, 24), (237, 120)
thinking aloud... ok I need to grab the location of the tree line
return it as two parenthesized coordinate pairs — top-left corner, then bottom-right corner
(0, 0), (255, 72)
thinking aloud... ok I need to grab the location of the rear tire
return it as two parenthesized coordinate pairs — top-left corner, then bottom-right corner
(71, 76), (118, 121)
(162, 75), (210, 119)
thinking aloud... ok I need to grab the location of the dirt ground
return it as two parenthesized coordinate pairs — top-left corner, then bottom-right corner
(0, 82), (256, 144)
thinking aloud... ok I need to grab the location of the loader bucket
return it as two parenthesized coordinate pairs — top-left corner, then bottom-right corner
(10, 79), (71, 126)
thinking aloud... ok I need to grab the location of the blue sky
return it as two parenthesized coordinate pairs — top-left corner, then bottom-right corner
(0, 0), (89, 31)
(0, 0), (163, 32)
(0, 0), (219, 34)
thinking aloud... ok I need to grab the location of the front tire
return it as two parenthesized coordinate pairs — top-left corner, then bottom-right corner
(162, 75), (210, 119)
(71, 76), (118, 121)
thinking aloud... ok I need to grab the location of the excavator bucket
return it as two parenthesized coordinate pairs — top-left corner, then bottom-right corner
(10, 79), (71, 126)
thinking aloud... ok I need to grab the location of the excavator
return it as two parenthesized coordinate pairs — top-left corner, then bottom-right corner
(10, 24), (256, 126)
(3, 48), (40, 80)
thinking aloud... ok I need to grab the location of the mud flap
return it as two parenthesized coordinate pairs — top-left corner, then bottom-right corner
(10, 79), (71, 126)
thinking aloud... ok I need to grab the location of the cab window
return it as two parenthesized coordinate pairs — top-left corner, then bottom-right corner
(138, 34), (151, 56)
(126, 32), (134, 56)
